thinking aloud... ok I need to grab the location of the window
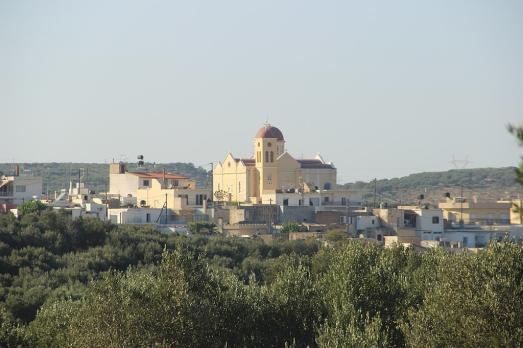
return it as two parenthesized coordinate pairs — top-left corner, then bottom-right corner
(265, 151), (269, 162)
(268, 142), (272, 147)
(146, 213), (151, 223)
(283, 198), (289, 206)
(238, 182), (241, 193)
(270, 151), (274, 162)
(372, 219), (375, 225)
(196, 194), (206, 205)
(258, 142), (260, 147)
(257, 151), (261, 163)
(173, 180), (179, 187)
(323, 182), (331, 190)
(267, 175), (272, 184)
(143, 180), (150, 187)
(432, 216), (440, 224)
(15, 185), (26, 193)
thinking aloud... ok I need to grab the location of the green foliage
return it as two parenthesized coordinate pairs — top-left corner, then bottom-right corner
(213, 189), (228, 202)
(280, 222), (301, 234)
(0, 305), (27, 347)
(17, 200), (47, 216)
(402, 243), (523, 347)
(317, 242), (414, 346)
(324, 229), (347, 242)
(188, 221), (216, 234)
(0, 211), (522, 347)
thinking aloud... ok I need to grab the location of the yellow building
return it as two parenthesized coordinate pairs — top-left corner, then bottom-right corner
(213, 124), (361, 206)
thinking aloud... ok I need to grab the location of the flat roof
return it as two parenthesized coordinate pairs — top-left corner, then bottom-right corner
(129, 171), (189, 180)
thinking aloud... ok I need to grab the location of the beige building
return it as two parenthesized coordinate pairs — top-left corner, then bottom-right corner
(109, 163), (209, 211)
(438, 196), (511, 224)
(510, 199), (523, 224)
(213, 124), (360, 206)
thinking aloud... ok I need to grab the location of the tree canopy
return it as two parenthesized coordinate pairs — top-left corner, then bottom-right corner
(0, 210), (521, 347)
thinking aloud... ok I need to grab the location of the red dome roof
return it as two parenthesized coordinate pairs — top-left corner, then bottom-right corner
(255, 124), (284, 141)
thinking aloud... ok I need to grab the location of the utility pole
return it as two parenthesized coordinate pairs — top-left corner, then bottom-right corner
(346, 198), (350, 235)
(450, 155), (471, 226)
(268, 198), (273, 234)
(460, 184), (464, 225)
(373, 178), (377, 209)
(209, 162), (214, 206)
(164, 193), (168, 225)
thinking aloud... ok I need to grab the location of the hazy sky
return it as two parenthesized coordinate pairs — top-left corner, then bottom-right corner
(1, 0), (522, 182)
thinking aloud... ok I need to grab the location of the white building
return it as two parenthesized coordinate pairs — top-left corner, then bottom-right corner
(0, 169), (43, 207)
(48, 181), (108, 220)
(108, 207), (164, 225)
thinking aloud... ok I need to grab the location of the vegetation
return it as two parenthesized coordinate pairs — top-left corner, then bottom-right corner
(0, 210), (521, 347)
(213, 189), (229, 202)
(187, 221), (216, 234)
(280, 222), (301, 234)
(16, 201), (48, 216)
(324, 229), (347, 242)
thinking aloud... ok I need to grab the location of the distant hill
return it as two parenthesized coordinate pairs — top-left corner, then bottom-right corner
(344, 167), (522, 205)
(0, 163), (210, 195)
(1, 164), (520, 205)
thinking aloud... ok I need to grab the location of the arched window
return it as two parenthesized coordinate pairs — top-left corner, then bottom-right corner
(265, 151), (269, 163)
(270, 151), (274, 162)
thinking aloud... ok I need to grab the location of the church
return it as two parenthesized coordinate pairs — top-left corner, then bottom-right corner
(213, 124), (361, 207)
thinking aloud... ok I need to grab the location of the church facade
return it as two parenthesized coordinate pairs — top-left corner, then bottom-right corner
(213, 124), (361, 206)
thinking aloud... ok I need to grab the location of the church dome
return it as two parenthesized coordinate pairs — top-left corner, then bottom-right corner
(255, 124), (285, 141)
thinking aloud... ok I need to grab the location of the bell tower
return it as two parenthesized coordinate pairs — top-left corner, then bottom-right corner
(254, 124), (285, 193)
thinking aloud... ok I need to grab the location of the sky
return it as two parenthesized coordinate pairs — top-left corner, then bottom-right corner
(1, 0), (522, 183)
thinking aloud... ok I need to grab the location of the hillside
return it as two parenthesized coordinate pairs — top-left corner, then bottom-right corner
(344, 167), (523, 205)
(1, 164), (521, 204)
(0, 163), (210, 195)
